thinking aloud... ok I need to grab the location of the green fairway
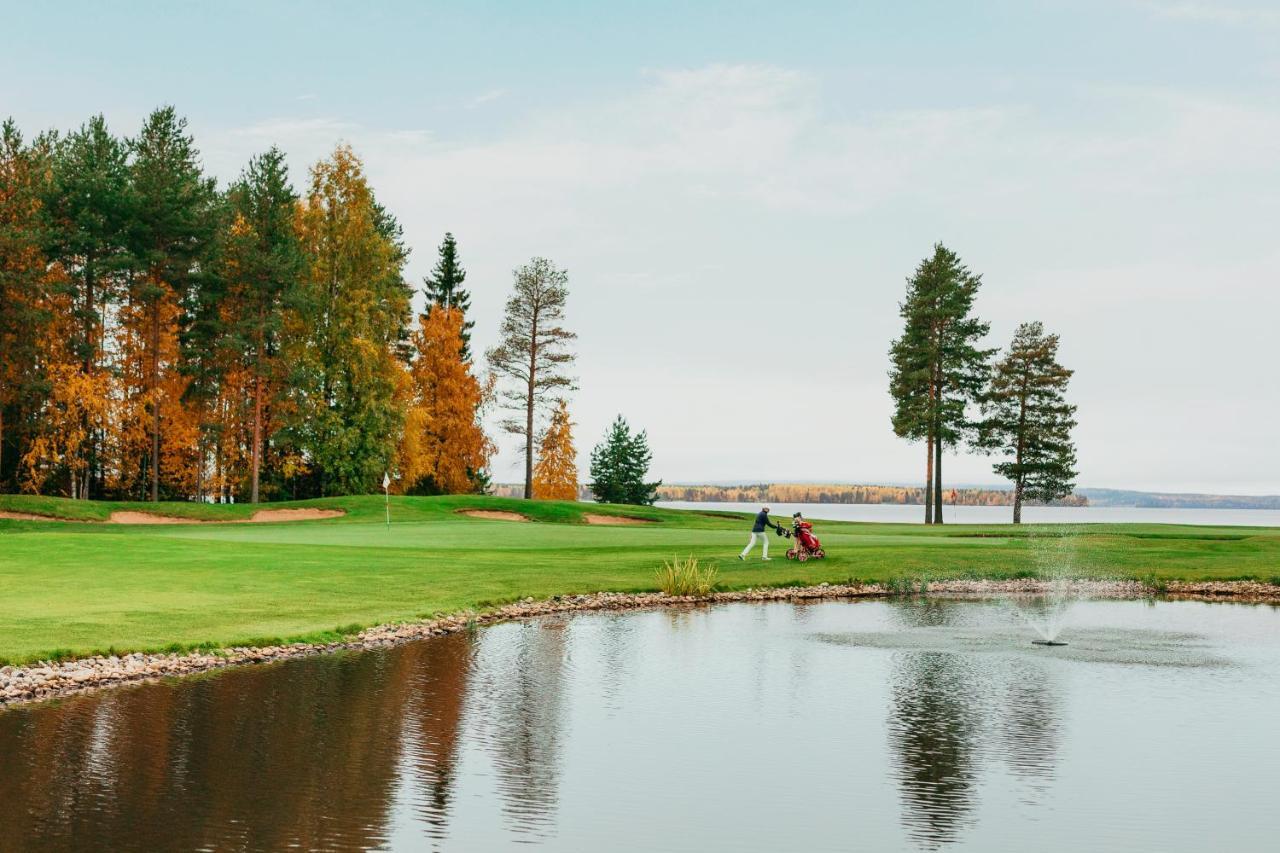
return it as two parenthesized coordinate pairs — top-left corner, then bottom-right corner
(1, 494), (1277, 665)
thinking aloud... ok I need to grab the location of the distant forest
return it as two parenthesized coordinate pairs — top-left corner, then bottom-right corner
(491, 482), (1087, 507)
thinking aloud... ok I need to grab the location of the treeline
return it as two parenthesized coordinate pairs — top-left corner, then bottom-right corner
(655, 483), (1087, 507)
(0, 108), (492, 501)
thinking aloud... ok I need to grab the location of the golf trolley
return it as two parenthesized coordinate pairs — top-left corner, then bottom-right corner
(777, 515), (826, 561)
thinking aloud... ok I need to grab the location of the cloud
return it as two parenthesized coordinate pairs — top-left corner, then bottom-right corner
(468, 88), (507, 108)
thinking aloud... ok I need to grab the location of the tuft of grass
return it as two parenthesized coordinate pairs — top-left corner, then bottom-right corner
(656, 554), (718, 596)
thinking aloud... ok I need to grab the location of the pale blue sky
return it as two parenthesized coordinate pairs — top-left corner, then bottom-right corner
(5, 1), (1278, 492)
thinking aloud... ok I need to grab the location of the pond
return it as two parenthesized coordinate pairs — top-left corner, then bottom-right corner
(2, 598), (1277, 852)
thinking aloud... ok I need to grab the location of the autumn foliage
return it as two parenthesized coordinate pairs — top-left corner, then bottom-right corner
(532, 399), (578, 501)
(0, 110), (495, 502)
(397, 306), (494, 495)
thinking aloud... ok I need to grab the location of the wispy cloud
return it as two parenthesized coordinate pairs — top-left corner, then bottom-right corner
(468, 88), (507, 108)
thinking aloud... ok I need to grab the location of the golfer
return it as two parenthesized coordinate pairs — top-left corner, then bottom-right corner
(739, 506), (781, 561)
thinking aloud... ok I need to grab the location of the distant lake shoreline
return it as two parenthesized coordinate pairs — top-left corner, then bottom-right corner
(655, 501), (1280, 527)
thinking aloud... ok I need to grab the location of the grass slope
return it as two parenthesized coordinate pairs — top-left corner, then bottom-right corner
(1, 494), (1277, 665)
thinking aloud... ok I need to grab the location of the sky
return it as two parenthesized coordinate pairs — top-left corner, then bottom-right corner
(4, 0), (1278, 494)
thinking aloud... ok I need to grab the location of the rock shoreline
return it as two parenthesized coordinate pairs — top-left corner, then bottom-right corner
(2, 578), (1276, 709)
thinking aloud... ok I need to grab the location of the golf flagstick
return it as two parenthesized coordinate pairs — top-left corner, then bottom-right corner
(383, 472), (390, 527)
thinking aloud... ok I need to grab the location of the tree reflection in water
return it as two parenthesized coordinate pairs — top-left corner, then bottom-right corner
(885, 599), (1063, 848)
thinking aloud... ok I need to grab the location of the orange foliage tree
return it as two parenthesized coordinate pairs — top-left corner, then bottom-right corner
(532, 399), (578, 500)
(396, 306), (493, 494)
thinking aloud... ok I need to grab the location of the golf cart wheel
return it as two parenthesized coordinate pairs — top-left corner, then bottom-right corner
(786, 549), (797, 560)
(815, 549), (825, 559)
(797, 551), (809, 563)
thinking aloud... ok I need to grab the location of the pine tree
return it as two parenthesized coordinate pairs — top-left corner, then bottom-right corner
(41, 115), (133, 498)
(533, 399), (579, 501)
(977, 322), (1078, 523)
(422, 232), (473, 359)
(286, 144), (411, 497)
(486, 257), (577, 500)
(589, 415), (661, 505)
(126, 106), (217, 500)
(220, 147), (304, 502)
(397, 305), (494, 494)
(0, 121), (56, 493)
(889, 244), (993, 523)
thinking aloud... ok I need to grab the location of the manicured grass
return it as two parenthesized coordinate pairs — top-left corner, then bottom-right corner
(1, 494), (1277, 665)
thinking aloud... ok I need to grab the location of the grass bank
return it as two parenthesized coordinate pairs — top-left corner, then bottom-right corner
(1, 494), (1277, 665)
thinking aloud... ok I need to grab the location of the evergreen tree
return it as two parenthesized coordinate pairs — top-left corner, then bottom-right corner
(533, 399), (579, 500)
(126, 106), (217, 500)
(422, 232), (473, 359)
(977, 322), (1078, 523)
(41, 115), (133, 498)
(0, 121), (55, 493)
(221, 147), (305, 502)
(486, 257), (577, 499)
(889, 244), (993, 523)
(589, 415), (661, 505)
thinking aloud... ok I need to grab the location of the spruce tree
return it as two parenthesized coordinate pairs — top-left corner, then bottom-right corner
(422, 232), (473, 359)
(486, 257), (576, 499)
(589, 415), (661, 505)
(889, 244), (993, 524)
(977, 322), (1078, 523)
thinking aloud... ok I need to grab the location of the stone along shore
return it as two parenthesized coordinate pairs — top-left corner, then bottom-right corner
(2, 578), (1277, 708)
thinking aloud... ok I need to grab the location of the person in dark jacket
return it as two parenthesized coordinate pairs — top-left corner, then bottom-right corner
(739, 506), (780, 561)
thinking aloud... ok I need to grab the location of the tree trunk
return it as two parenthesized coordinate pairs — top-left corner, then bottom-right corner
(524, 311), (538, 500)
(150, 298), (161, 502)
(934, 417), (944, 525)
(924, 433), (934, 525)
(1013, 478), (1023, 524)
(251, 369), (263, 503)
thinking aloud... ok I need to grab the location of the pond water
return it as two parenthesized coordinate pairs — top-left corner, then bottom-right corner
(656, 500), (1280, 527)
(2, 599), (1278, 852)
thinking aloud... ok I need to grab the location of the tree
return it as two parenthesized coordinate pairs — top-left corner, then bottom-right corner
(589, 415), (660, 505)
(889, 244), (993, 524)
(126, 106), (217, 500)
(532, 399), (578, 501)
(0, 121), (52, 492)
(977, 322), (1078, 523)
(285, 144), (411, 497)
(220, 147), (304, 502)
(422, 232), (473, 359)
(397, 305), (494, 494)
(486, 257), (576, 500)
(38, 115), (133, 498)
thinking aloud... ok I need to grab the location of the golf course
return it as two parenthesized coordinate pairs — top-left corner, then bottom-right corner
(2, 493), (1277, 666)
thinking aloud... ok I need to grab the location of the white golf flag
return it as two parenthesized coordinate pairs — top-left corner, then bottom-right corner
(383, 472), (390, 490)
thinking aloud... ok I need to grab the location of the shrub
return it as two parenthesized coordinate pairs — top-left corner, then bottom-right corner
(656, 555), (718, 596)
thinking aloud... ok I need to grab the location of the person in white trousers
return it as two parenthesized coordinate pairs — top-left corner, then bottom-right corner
(739, 506), (780, 561)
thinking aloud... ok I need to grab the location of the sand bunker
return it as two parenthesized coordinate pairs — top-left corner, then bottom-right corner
(108, 512), (205, 524)
(249, 508), (344, 523)
(0, 510), (73, 522)
(457, 509), (531, 522)
(583, 513), (657, 525)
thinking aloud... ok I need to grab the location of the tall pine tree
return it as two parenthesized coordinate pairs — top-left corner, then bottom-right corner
(421, 232), (473, 359)
(889, 244), (993, 523)
(126, 106), (217, 500)
(977, 322), (1078, 523)
(589, 415), (660, 505)
(486, 257), (576, 500)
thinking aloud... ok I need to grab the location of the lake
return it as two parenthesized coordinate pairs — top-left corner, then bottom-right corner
(656, 500), (1280, 527)
(2, 598), (1277, 851)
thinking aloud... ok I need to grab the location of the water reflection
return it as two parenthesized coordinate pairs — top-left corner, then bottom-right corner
(0, 599), (1275, 852)
(885, 599), (1064, 848)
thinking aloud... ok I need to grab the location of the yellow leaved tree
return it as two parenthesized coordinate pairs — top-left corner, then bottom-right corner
(532, 399), (578, 501)
(397, 305), (493, 494)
